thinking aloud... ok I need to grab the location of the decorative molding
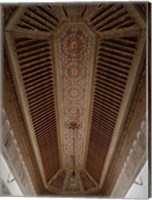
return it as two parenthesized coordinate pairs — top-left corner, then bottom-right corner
(111, 120), (147, 197)
(1, 109), (36, 196)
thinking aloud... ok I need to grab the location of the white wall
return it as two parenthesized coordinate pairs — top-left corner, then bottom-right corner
(125, 161), (148, 199)
(0, 154), (23, 196)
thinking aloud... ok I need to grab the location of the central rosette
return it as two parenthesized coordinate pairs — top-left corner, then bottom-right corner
(62, 29), (85, 58)
(54, 23), (96, 169)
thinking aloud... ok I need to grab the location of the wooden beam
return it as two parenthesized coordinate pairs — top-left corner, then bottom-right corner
(125, 4), (146, 29)
(96, 25), (142, 39)
(76, 172), (85, 193)
(47, 169), (61, 185)
(5, 29), (51, 40)
(51, 4), (67, 21)
(62, 171), (69, 191)
(5, 6), (27, 31)
(82, 4), (99, 21)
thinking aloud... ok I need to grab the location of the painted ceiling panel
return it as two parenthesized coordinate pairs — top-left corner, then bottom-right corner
(53, 23), (96, 170)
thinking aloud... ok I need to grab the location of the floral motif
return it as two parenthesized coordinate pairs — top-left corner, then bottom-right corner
(56, 24), (95, 169)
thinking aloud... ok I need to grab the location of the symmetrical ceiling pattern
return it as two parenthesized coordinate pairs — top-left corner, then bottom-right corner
(53, 23), (96, 169)
(4, 3), (146, 195)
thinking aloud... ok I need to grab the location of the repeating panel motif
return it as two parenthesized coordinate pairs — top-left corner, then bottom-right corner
(56, 25), (95, 169)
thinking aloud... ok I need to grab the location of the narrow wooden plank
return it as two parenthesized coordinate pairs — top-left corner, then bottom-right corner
(100, 39), (135, 53)
(98, 45), (133, 60)
(96, 74), (126, 89)
(95, 83), (124, 97)
(93, 103), (118, 118)
(20, 51), (51, 65)
(82, 4), (99, 21)
(24, 12), (50, 31)
(96, 80), (124, 93)
(25, 80), (52, 94)
(27, 8), (54, 31)
(94, 7), (125, 30)
(96, 26), (141, 39)
(89, 4), (113, 25)
(93, 107), (116, 124)
(94, 99), (119, 115)
(23, 70), (52, 84)
(100, 13), (132, 31)
(98, 50), (132, 65)
(97, 70), (127, 84)
(29, 95), (54, 111)
(95, 92), (120, 108)
(16, 40), (49, 52)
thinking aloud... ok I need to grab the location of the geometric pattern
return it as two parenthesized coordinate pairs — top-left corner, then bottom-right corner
(54, 23), (96, 169)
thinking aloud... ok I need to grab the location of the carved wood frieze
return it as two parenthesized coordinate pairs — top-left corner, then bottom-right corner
(111, 120), (147, 197)
(1, 109), (36, 196)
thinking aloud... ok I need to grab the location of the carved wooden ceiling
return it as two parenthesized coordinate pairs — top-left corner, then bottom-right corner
(4, 3), (146, 195)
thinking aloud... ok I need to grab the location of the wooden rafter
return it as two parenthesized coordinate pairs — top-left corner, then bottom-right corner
(99, 30), (145, 190)
(5, 32), (48, 188)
